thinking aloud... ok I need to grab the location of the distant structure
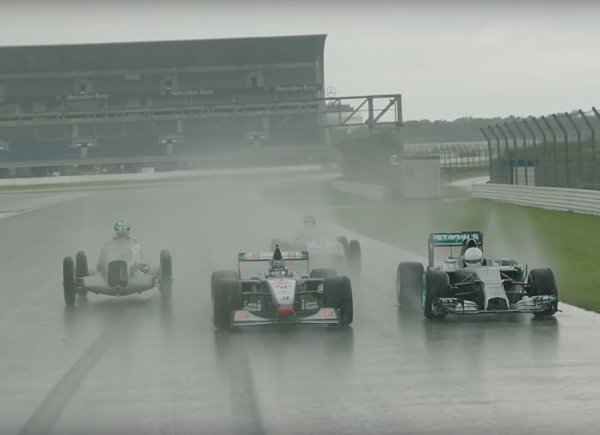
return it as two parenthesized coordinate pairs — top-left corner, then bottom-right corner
(0, 35), (326, 175)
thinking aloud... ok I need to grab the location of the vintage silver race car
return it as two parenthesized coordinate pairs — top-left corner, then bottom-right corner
(396, 231), (558, 319)
(271, 215), (361, 275)
(62, 238), (172, 306)
(211, 247), (353, 329)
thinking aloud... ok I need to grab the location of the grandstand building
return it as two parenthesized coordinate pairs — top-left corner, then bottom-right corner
(0, 35), (326, 174)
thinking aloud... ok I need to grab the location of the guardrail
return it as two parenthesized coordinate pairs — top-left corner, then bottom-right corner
(472, 182), (600, 215)
(0, 164), (334, 187)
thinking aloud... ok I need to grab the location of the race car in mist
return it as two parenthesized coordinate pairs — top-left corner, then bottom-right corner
(211, 246), (353, 329)
(395, 231), (559, 319)
(270, 215), (361, 275)
(62, 219), (173, 306)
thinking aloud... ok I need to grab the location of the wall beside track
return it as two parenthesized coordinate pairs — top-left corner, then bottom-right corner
(0, 165), (333, 187)
(472, 183), (600, 215)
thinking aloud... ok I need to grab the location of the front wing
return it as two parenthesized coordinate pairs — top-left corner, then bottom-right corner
(231, 308), (340, 327)
(433, 295), (558, 315)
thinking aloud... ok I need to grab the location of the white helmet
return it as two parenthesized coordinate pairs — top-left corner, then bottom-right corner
(464, 247), (483, 266)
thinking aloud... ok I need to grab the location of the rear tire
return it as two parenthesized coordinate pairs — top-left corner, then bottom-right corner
(213, 278), (242, 329)
(423, 270), (450, 319)
(396, 262), (424, 308)
(211, 270), (239, 301)
(63, 257), (76, 307)
(323, 276), (353, 326)
(159, 250), (173, 302)
(310, 268), (338, 279)
(529, 268), (558, 318)
(346, 240), (361, 275)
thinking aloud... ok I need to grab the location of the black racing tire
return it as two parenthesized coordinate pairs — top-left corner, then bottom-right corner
(63, 256), (76, 307)
(323, 275), (353, 326)
(346, 240), (361, 275)
(213, 278), (242, 329)
(337, 236), (349, 253)
(396, 262), (424, 308)
(75, 251), (88, 278)
(310, 268), (338, 279)
(159, 249), (173, 301)
(529, 268), (558, 317)
(423, 269), (450, 319)
(75, 251), (88, 297)
(211, 270), (239, 301)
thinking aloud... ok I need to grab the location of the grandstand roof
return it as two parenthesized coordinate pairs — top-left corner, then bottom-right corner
(0, 34), (326, 75)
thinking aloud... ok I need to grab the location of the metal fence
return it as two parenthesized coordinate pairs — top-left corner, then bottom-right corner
(481, 107), (600, 189)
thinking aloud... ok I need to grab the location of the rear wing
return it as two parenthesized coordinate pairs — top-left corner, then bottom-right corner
(427, 231), (483, 267)
(237, 250), (310, 275)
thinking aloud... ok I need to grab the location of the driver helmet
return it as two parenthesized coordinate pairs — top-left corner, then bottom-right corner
(113, 219), (131, 239)
(269, 259), (288, 277)
(303, 215), (317, 229)
(464, 247), (483, 266)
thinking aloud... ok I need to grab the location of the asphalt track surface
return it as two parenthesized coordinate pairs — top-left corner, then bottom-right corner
(1, 174), (600, 435)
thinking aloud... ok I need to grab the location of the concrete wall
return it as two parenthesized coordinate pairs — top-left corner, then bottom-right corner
(472, 182), (600, 215)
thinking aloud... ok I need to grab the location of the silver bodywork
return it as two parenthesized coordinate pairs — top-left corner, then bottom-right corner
(230, 251), (342, 327)
(431, 261), (557, 315)
(79, 238), (158, 296)
(232, 273), (340, 327)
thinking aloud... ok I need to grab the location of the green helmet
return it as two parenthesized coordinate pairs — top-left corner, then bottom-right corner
(113, 219), (131, 239)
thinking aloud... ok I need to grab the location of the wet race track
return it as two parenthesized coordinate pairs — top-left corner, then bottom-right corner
(1, 174), (600, 435)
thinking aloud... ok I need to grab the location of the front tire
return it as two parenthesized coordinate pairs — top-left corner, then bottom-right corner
(529, 268), (558, 318)
(423, 270), (450, 319)
(323, 276), (353, 326)
(211, 270), (239, 301)
(159, 250), (173, 302)
(213, 278), (241, 329)
(396, 262), (424, 308)
(63, 257), (76, 307)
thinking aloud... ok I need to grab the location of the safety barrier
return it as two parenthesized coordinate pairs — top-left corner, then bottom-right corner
(472, 183), (600, 215)
(0, 165), (333, 187)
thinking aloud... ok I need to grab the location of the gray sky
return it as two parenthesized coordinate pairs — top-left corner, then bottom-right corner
(2, 0), (599, 121)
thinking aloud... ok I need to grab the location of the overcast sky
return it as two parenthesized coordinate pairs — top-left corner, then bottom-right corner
(1, 0), (599, 121)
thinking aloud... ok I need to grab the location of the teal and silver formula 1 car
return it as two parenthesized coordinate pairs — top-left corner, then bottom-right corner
(396, 231), (558, 319)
